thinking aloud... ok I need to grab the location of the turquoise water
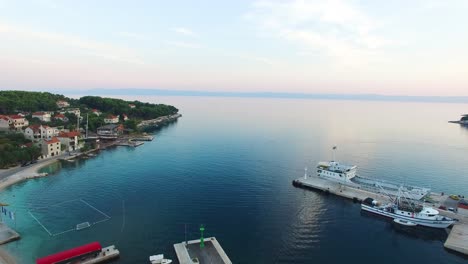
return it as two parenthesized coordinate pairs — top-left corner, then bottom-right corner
(1, 97), (468, 263)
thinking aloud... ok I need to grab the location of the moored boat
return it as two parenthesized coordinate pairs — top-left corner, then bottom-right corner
(393, 218), (417, 226)
(361, 197), (455, 228)
(149, 254), (172, 264)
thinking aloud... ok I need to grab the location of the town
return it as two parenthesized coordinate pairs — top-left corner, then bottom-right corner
(0, 92), (180, 169)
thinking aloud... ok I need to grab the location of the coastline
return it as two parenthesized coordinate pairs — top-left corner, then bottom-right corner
(0, 158), (58, 191)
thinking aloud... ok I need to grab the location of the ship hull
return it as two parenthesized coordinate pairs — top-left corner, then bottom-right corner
(361, 204), (454, 228)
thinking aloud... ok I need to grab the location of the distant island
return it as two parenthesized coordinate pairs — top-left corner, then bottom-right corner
(0, 90), (179, 168)
(449, 114), (468, 125)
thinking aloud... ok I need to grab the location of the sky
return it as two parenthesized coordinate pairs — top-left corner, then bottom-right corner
(1, 0), (468, 96)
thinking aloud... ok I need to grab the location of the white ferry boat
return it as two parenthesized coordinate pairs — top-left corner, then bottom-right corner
(361, 196), (456, 228)
(316, 161), (429, 200)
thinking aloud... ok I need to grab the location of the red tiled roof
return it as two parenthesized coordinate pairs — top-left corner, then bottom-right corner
(9, 115), (23, 119)
(32, 112), (49, 116)
(0, 115), (9, 121)
(107, 115), (118, 119)
(54, 114), (65, 118)
(45, 137), (60, 144)
(58, 131), (80, 138)
(92, 109), (100, 112)
(36, 242), (102, 264)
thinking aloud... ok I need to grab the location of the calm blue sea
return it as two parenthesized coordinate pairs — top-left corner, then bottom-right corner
(1, 96), (468, 264)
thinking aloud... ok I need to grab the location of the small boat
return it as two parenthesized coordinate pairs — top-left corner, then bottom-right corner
(150, 254), (172, 264)
(394, 218), (417, 226)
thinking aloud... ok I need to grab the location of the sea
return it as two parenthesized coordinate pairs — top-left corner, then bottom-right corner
(1, 96), (468, 264)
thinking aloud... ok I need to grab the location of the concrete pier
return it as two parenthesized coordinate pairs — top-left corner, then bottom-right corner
(293, 175), (468, 257)
(174, 237), (232, 264)
(82, 245), (119, 264)
(0, 223), (20, 245)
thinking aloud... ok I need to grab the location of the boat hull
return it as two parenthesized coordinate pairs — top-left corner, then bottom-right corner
(361, 204), (454, 228)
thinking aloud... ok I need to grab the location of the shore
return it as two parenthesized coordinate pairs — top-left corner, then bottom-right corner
(0, 158), (59, 191)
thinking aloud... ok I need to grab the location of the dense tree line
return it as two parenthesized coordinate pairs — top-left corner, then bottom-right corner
(0, 133), (41, 168)
(79, 96), (178, 120)
(0, 91), (77, 114)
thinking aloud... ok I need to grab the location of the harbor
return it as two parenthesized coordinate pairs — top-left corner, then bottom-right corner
(293, 170), (468, 256)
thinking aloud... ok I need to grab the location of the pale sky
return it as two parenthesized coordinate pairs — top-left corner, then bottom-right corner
(1, 0), (468, 96)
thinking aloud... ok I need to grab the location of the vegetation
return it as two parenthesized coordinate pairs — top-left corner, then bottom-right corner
(0, 91), (76, 114)
(79, 96), (178, 120)
(0, 91), (178, 131)
(0, 133), (41, 168)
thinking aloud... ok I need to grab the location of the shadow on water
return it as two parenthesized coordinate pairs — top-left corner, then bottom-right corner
(141, 119), (178, 133)
(360, 210), (448, 242)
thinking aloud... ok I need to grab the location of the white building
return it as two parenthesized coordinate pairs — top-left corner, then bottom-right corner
(38, 137), (61, 158)
(0, 115), (10, 131)
(57, 131), (81, 151)
(91, 109), (102, 116)
(122, 114), (129, 121)
(32, 112), (51, 122)
(128, 104), (136, 109)
(56, 100), (70, 108)
(66, 108), (81, 117)
(7, 115), (29, 130)
(24, 125), (60, 141)
(104, 115), (119, 124)
(54, 113), (69, 122)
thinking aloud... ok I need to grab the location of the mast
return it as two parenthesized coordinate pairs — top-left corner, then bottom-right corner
(304, 167), (308, 180)
(332, 146), (337, 161)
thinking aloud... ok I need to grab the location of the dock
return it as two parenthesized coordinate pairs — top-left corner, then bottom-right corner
(173, 237), (232, 264)
(0, 223), (20, 245)
(293, 175), (468, 256)
(82, 245), (119, 264)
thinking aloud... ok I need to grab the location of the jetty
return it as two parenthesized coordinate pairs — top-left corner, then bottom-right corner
(293, 175), (468, 257)
(0, 223), (20, 245)
(173, 237), (232, 264)
(137, 114), (181, 129)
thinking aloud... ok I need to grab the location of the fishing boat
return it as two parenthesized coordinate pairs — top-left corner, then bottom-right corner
(393, 218), (417, 226)
(149, 254), (172, 264)
(361, 193), (456, 228)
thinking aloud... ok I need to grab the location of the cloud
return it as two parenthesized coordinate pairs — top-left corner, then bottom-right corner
(166, 40), (200, 49)
(0, 22), (145, 65)
(172, 27), (197, 37)
(116, 31), (147, 39)
(245, 0), (391, 65)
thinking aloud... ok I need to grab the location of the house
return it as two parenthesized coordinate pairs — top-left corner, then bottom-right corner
(24, 125), (59, 141)
(65, 108), (81, 117)
(91, 109), (102, 116)
(97, 124), (123, 139)
(104, 115), (119, 124)
(19, 142), (33, 148)
(56, 100), (70, 108)
(38, 137), (61, 158)
(54, 113), (69, 122)
(0, 115), (10, 131)
(57, 131), (81, 151)
(128, 104), (136, 109)
(8, 115), (29, 130)
(32, 112), (51, 122)
(122, 114), (129, 121)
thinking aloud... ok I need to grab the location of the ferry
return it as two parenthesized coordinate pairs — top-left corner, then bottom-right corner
(361, 196), (456, 228)
(316, 160), (429, 200)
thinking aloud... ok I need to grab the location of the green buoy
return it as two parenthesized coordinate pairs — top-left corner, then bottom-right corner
(200, 224), (205, 248)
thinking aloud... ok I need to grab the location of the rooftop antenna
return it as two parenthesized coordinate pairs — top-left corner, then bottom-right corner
(200, 224), (205, 249)
(304, 167), (308, 180)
